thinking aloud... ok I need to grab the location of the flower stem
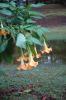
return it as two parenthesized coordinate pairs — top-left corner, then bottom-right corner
(20, 48), (24, 65)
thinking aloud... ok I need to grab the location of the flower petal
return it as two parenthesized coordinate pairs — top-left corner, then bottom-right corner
(36, 53), (42, 58)
(25, 63), (33, 70)
(29, 60), (38, 67)
(0, 29), (8, 36)
(41, 47), (52, 54)
(17, 64), (27, 70)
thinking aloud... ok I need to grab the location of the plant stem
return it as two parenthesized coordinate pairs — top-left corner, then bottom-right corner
(20, 48), (24, 65)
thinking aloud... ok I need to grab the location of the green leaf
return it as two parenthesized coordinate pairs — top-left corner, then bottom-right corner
(0, 9), (13, 16)
(31, 3), (45, 8)
(29, 11), (44, 17)
(26, 35), (41, 46)
(27, 19), (36, 23)
(25, 25), (36, 31)
(26, 34), (33, 45)
(0, 40), (8, 53)
(0, 3), (9, 8)
(20, 25), (31, 30)
(29, 45), (36, 56)
(7, 26), (17, 41)
(10, 1), (16, 7)
(16, 33), (26, 49)
(17, 16), (24, 21)
(25, 25), (48, 37)
(36, 26), (49, 37)
(31, 37), (41, 45)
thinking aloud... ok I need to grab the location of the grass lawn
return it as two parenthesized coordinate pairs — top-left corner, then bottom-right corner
(0, 63), (66, 100)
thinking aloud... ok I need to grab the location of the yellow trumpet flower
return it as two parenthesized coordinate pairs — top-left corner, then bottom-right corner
(41, 40), (52, 54)
(29, 51), (38, 67)
(34, 46), (42, 58)
(17, 57), (28, 70)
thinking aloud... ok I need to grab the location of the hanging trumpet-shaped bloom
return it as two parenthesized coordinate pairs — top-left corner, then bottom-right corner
(17, 50), (29, 70)
(34, 46), (42, 58)
(41, 40), (52, 54)
(0, 22), (8, 36)
(25, 63), (33, 70)
(17, 57), (28, 70)
(0, 29), (8, 36)
(17, 54), (29, 62)
(17, 56), (34, 70)
(23, 53), (29, 62)
(29, 51), (38, 67)
(17, 51), (34, 70)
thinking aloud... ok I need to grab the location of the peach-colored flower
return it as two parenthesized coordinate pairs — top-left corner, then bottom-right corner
(44, 47), (52, 54)
(17, 63), (33, 70)
(17, 49), (39, 70)
(41, 40), (52, 54)
(0, 29), (8, 36)
(25, 63), (33, 70)
(29, 52), (38, 67)
(34, 46), (41, 58)
(17, 54), (34, 70)
(17, 55), (29, 62)
(23, 56), (29, 62)
(29, 60), (38, 67)
(17, 64), (27, 70)
(17, 57), (21, 62)
(0, 22), (9, 36)
(36, 53), (42, 58)
(17, 57), (28, 70)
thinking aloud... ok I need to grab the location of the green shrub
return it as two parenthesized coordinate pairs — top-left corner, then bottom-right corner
(0, 1), (52, 69)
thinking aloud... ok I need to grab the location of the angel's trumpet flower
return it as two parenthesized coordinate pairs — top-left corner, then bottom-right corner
(41, 40), (52, 54)
(29, 51), (38, 67)
(17, 54), (29, 62)
(17, 57), (28, 70)
(0, 22), (8, 36)
(34, 46), (41, 58)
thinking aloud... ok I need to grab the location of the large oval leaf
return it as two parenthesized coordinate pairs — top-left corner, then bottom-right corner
(31, 37), (41, 45)
(26, 35), (41, 46)
(0, 9), (13, 16)
(16, 33), (26, 49)
(0, 3), (9, 8)
(0, 41), (8, 53)
(29, 11), (44, 17)
(31, 3), (45, 8)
